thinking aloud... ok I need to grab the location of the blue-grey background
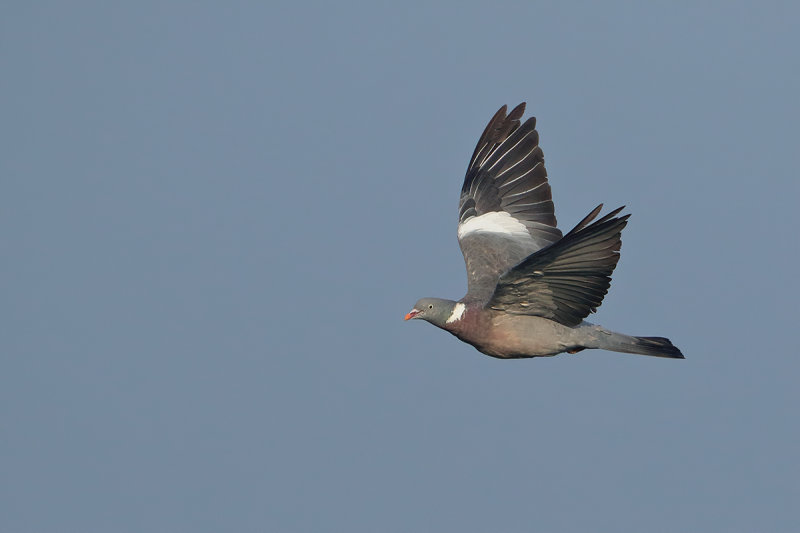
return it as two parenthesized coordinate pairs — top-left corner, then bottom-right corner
(3, 2), (798, 532)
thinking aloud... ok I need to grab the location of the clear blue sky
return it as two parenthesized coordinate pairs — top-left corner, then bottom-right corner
(3, 2), (799, 532)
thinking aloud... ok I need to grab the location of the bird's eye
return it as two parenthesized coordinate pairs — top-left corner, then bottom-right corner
(428, 304), (433, 309)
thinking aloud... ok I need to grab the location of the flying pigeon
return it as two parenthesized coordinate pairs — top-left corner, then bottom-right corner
(404, 103), (684, 359)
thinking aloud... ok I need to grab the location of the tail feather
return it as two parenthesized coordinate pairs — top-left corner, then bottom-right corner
(629, 336), (684, 359)
(594, 330), (685, 359)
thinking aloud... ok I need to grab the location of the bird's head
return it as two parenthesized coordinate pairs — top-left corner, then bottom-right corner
(404, 298), (460, 329)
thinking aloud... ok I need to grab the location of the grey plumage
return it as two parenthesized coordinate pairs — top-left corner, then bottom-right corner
(488, 205), (628, 326)
(458, 103), (561, 302)
(405, 103), (684, 360)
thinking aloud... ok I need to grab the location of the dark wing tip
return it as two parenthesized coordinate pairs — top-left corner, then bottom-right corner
(595, 205), (626, 225)
(565, 204), (603, 237)
(468, 103), (529, 171)
(565, 205), (629, 238)
(508, 102), (526, 121)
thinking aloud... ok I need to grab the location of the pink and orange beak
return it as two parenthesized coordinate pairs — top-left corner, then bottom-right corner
(404, 309), (420, 321)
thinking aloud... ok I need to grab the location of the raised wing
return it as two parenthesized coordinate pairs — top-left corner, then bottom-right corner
(486, 205), (629, 327)
(458, 103), (562, 302)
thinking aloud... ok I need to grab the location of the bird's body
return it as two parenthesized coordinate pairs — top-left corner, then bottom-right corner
(430, 302), (678, 359)
(449, 305), (582, 358)
(405, 103), (683, 360)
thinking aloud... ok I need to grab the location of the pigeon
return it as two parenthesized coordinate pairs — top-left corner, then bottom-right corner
(404, 103), (684, 359)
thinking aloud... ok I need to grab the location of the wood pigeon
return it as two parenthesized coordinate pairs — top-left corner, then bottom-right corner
(405, 103), (684, 359)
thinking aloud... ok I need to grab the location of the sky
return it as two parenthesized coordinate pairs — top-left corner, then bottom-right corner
(2, 1), (799, 532)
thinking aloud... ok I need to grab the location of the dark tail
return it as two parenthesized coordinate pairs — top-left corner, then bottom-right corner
(629, 336), (684, 359)
(594, 330), (685, 359)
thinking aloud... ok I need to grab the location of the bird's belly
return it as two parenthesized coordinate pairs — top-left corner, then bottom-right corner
(462, 315), (580, 359)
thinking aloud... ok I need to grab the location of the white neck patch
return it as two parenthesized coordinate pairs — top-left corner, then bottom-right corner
(446, 302), (466, 324)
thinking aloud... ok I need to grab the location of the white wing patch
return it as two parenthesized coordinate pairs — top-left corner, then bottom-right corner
(457, 211), (529, 240)
(446, 302), (466, 324)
